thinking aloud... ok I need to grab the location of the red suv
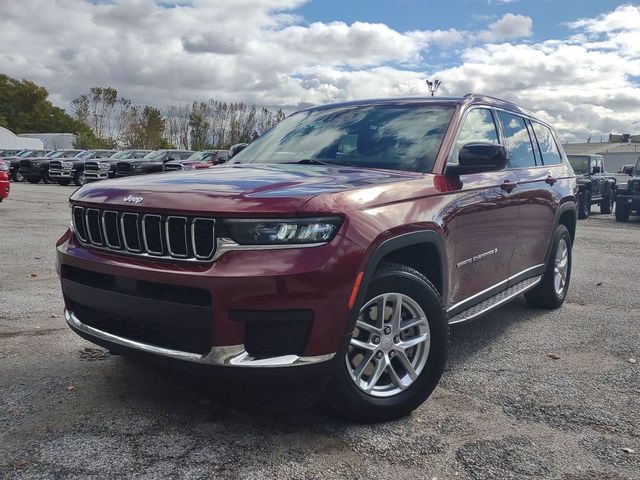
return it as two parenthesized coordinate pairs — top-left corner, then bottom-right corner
(56, 95), (577, 422)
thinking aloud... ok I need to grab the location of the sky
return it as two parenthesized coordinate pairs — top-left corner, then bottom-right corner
(1, 0), (639, 142)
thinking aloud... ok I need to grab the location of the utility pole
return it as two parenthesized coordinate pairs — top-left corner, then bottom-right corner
(426, 79), (442, 97)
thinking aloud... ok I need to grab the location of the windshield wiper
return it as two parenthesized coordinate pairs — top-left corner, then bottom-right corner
(289, 158), (357, 167)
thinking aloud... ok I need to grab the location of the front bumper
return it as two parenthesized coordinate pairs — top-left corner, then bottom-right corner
(50, 169), (75, 178)
(57, 231), (364, 368)
(85, 171), (109, 181)
(617, 194), (640, 211)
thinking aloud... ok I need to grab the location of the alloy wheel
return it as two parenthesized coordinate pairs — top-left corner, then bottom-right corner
(346, 292), (430, 398)
(554, 238), (569, 295)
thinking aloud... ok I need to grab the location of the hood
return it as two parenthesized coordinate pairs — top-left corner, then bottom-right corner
(70, 163), (419, 215)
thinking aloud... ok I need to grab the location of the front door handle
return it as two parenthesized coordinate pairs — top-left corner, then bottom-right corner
(500, 180), (517, 193)
(545, 175), (557, 186)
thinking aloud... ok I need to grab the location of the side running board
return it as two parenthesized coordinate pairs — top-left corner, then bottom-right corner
(448, 276), (542, 325)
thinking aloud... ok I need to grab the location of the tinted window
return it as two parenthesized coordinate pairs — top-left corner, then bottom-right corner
(233, 105), (455, 173)
(497, 111), (536, 169)
(449, 108), (498, 165)
(531, 122), (562, 165)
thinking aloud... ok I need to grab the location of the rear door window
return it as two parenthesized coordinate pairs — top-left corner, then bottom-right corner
(496, 111), (537, 169)
(531, 122), (562, 165)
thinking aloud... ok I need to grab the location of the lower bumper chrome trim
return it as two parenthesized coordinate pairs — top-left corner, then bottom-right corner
(65, 309), (335, 368)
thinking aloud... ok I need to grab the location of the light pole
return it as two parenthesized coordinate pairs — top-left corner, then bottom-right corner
(426, 79), (442, 97)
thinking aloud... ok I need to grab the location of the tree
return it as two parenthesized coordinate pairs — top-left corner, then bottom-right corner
(0, 73), (90, 136)
(189, 101), (210, 150)
(71, 87), (132, 145)
(122, 105), (168, 149)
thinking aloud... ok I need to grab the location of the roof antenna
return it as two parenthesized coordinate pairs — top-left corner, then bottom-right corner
(426, 79), (442, 97)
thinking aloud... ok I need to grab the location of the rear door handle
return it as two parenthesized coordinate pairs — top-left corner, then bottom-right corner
(545, 175), (557, 186)
(500, 180), (517, 193)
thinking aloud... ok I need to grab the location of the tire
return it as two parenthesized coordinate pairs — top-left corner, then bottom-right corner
(578, 191), (591, 219)
(42, 169), (54, 184)
(326, 262), (449, 423)
(11, 170), (23, 182)
(57, 179), (72, 186)
(525, 224), (572, 309)
(600, 188), (613, 214)
(26, 176), (41, 184)
(73, 170), (86, 186)
(615, 202), (630, 222)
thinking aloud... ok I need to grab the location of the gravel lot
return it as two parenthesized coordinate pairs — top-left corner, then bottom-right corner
(1, 182), (638, 480)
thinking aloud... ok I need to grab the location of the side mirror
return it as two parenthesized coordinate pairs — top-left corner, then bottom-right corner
(447, 142), (508, 175)
(228, 143), (248, 159)
(622, 165), (634, 176)
(592, 166), (601, 174)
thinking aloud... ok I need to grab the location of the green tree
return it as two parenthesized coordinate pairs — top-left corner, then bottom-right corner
(123, 105), (168, 149)
(189, 101), (210, 150)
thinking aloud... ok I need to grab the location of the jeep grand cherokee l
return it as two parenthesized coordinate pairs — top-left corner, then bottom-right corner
(57, 95), (577, 422)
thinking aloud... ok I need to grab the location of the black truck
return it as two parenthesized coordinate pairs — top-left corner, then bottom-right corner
(567, 154), (617, 219)
(19, 150), (85, 184)
(49, 150), (117, 186)
(2, 149), (52, 182)
(115, 150), (193, 177)
(85, 150), (151, 182)
(615, 157), (640, 222)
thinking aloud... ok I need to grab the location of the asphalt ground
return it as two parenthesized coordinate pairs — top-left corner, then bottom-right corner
(1, 182), (638, 479)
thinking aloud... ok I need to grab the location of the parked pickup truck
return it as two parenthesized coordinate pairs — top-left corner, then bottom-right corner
(116, 150), (193, 177)
(49, 150), (118, 186)
(566, 154), (616, 219)
(85, 150), (152, 182)
(57, 94), (577, 422)
(2, 149), (52, 182)
(163, 150), (228, 172)
(19, 150), (85, 184)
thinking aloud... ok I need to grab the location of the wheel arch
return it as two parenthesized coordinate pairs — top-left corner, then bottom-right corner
(545, 201), (577, 263)
(337, 230), (447, 359)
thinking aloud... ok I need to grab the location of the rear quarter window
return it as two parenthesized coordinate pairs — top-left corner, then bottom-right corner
(532, 122), (562, 166)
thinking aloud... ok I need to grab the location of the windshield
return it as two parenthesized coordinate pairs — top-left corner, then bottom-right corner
(109, 151), (133, 159)
(567, 155), (590, 174)
(76, 151), (94, 159)
(44, 151), (58, 157)
(141, 150), (166, 161)
(186, 151), (213, 162)
(17, 150), (36, 157)
(232, 105), (455, 173)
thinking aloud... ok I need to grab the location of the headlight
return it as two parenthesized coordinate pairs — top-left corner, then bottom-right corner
(224, 217), (342, 245)
(132, 164), (143, 170)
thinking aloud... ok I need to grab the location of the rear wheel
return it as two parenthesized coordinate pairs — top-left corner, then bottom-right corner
(525, 224), (572, 309)
(578, 191), (591, 219)
(600, 189), (613, 214)
(73, 170), (86, 186)
(26, 176), (41, 184)
(615, 202), (630, 222)
(327, 262), (448, 423)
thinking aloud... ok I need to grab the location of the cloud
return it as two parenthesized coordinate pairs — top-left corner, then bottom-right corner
(0, 1), (638, 142)
(476, 13), (533, 42)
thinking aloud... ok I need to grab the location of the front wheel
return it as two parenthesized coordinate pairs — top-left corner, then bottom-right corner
(11, 170), (23, 182)
(42, 169), (54, 184)
(600, 189), (614, 214)
(327, 262), (448, 423)
(525, 224), (572, 309)
(578, 191), (591, 219)
(73, 170), (86, 186)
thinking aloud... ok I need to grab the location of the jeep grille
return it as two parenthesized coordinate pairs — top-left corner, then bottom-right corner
(72, 205), (216, 262)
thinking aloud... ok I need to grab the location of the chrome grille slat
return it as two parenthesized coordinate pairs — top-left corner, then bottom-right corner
(165, 216), (189, 258)
(70, 206), (215, 262)
(142, 214), (164, 255)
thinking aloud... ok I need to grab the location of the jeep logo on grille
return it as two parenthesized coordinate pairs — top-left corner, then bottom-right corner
(123, 195), (143, 204)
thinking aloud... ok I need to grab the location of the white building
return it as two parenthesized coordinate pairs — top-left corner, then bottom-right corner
(0, 126), (43, 149)
(19, 133), (75, 149)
